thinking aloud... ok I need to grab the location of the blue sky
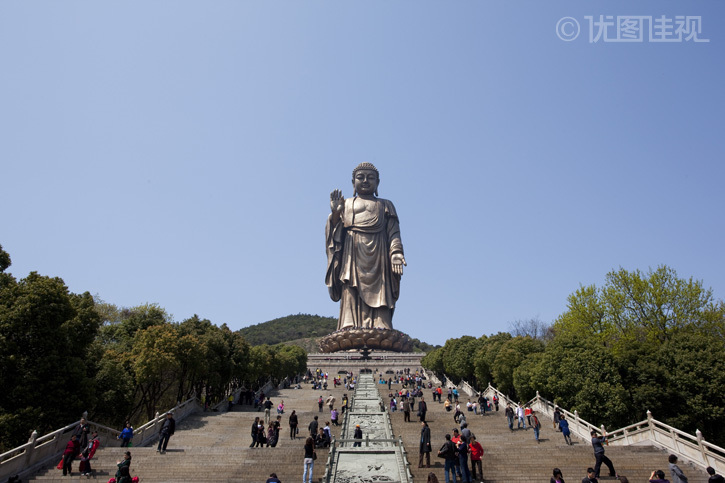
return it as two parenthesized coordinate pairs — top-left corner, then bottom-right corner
(2, 1), (723, 346)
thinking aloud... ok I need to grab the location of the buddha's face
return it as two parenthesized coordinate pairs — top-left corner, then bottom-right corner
(352, 169), (379, 196)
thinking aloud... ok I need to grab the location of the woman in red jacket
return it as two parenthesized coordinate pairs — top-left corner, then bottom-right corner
(62, 434), (80, 476)
(469, 434), (484, 482)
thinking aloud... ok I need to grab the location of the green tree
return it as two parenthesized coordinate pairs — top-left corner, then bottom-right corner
(555, 266), (723, 348)
(0, 267), (101, 451)
(0, 244), (11, 273)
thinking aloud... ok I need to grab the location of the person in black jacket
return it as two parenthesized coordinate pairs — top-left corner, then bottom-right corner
(582, 467), (598, 483)
(438, 434), (458, 483)
(419, 421), (431, 468)
(707, 466), (725, 483)
(250, 416), (260, 447)
(289, 410), (299, 440)
(353, 424), (363, 447)
(156, 412), (175, 453)
(418, 397), (428, 422)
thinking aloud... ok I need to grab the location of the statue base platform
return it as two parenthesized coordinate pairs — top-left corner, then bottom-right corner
(318, 328), (414, 353)
(307, 350), (425, 375)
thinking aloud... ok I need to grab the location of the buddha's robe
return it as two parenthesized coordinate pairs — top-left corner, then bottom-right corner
(326, 197), (404, 330)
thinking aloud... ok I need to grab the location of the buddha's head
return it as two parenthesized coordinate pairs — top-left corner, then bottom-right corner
(352, 162), (379, 197)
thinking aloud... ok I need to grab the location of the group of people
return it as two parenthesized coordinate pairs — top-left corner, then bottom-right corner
(60, 417), (101, 477)
(431, 425), (484, 483)
(249, 414), (283, 448)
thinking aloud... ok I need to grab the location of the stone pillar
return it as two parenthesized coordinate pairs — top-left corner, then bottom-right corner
(24, 430), (38, 468)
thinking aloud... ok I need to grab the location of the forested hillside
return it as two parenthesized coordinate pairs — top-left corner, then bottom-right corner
(238, 314), (337, 346)
(239, 314), (439, 353)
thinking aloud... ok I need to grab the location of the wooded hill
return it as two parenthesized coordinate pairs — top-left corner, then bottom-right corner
(238, 313), (439, 353)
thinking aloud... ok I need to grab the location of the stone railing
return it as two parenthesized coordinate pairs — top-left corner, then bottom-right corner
(467, 380), (725, 475)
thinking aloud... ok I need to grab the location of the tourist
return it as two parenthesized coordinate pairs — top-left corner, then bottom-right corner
(419, 421), (431, 468)
(318, 395), (324, 412)
(303, 437), (315, 483)
(456, 419), (467, 439)
(289, 410), (299, 439)
(255, 420), (267, 447)
(553, 406), (562, 430)
(118, 421), (134, 447)
(266, 423), (278, 448)
(250, 416), (260, 447)
(331, 407), (339, 426)
(668, 454), (688, 483)
(454, 405), (463, 424)
(444, 399), (452, 412)
(516, 405), (526, 429)
(707, 466), (725, 483)
(590, 431), (616, 478)
(156, 412), (175, 453)
(72, 417), (90, 450)
(273, 415), (282, 445)
(532, 410), (541, 444)
(551, 467), (565, 483)
(492, 394), (499, 411)
(451, 429), (463, 479)
(315, 428), (329, 448)
(266, 472), (282, 483)
(469, 435), (483, 482)
(478, 393), (487, 415)
(438, 434), (458, 483)
(559, 414), (572, 445)
(418, 396), (428, 422)
(456, 430), (472, 483)
(61, 434), (80, 476)
(308, 415), (319, 437)
(582, 467), (598, 483)
(264, 397), (273, 424)
(403, 397), (411, 422)
(115, 451), (132, 483)
(325, 394), (336, 412)
(341, 394), (349, 414)
(428, 472), (441, 483)
(353, 424), (363, 447)
(277, 400), (284, 414)
(525, 405), (532, 426)
(505, 405), (514, 432)
(649, 470), (670, 483)
(79, 431), (100, 476)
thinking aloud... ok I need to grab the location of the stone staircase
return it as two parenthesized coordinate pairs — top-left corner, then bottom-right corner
(26, 379), (351, 483)
(381, 384), (708, 483)
(24, 377), (710, 483)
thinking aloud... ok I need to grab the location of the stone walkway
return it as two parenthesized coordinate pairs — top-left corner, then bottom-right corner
(324, 374), (413, 483)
